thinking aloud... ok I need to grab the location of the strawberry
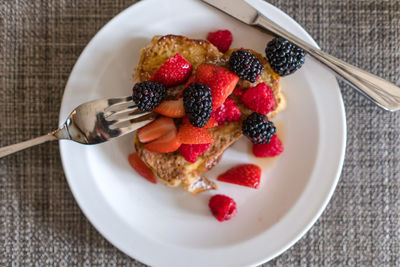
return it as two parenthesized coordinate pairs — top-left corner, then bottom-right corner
(137, 116), (176, 143)
(211, 97), (241, 126)
(179, 143), (211, 163)
(206, 29), (233, 53)
(182, 116), (217, 128)
(179, 76), (197, 98)
(233, 87), (245, 97)
(195, 64), (239, 110)
(128, 153), (157, 184)
(144, 127), (181, 153)
(208, 194), (237, 222)
(252, 134), (284, 157)
(178, 123), (214, 144)
(241, 83), (275, 115)
(153, 98), (185, 118)
(217, 164), (261, 189)
(149, 53), (192, 87)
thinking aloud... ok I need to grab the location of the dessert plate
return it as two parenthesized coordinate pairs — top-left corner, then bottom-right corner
(59, 0), (346, 266)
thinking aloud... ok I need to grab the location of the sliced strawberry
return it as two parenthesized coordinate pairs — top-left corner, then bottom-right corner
(206, 30), (233, 53)
(128, 153), (157, 184)
(137, 117), (175, 143)
(252, 134), (284, 157)
(149, 53), (192, 87)
(153, 98), (185, 118)
(179, 76), (196, 98)
(179, 143), (211, 163)
(241, 83), (276, 115)
(182, 116), (217, 128)
(211, 97), (241, 126)
(178, 123), (214, 144)
(217, 164), (261, 189)
(195, 64), (239, 110)
(144, 128), (181, 153)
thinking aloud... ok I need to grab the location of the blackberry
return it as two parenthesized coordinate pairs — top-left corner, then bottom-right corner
(242, 112), (276, 144)
(183, 83), (213, 127)
(228, 50), (264, 82)
(132, 81), (166, 111)
(265, 37), (305, 76)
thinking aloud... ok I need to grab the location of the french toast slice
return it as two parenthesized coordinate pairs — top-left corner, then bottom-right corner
(134, 35), (285, 193)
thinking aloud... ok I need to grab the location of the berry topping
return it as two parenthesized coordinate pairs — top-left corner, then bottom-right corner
(252, 134), (284, 157)
(137, 116), (176, 143)
(206, 29), (233, 53)
(183, 83), (213, 127)
(241, 83), (275, 115)
(179, 143), (211, 163)
(242, 112), (276, 144)
(217, 164), (261, 189)
(149, 53), (192, 87)
(228, 50), (264, 83)
(265, 37), (305, 76)
(211, 97), (241, 126)
(132, 81), (166, 112)
(208, 194), (237, 222)
(128, 153), (157, 184)
(143, 126), (181, 153)
(195, 64), (239, 110)
(153, 98), (185, 118)
(178, 122), (214, 144)
(233, 87), (245, 97)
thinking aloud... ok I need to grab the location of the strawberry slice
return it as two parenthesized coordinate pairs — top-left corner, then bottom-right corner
(153, 98), (185, 118)
(149, 53), (192, 87)
(137, 116), (175, 143)
(178, 123), (214, 144)
(182, 116), (217, 128)
(144, 127), (181, 153)
(195, 64), (239, 110)
(128, 153), (157, 184)
(217, 164), (261, 189)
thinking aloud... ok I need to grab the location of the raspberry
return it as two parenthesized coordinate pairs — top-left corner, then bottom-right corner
(252, 134), (284, 157)
(208, 194), (237, 222)
(241, 83), (275, 115)
(206, 29), (233, 53)
(228, 50), (264, 83)
(211, 98), (241, 126)
(242, 112), (276, 144)
(233, 87), (245, 97)
(183, 83), (213, 127)
(179, 143), (211, 163)
(132, 81), (166, 111)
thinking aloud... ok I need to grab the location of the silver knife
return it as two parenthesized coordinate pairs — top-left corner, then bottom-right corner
(200, 0), (400, 112)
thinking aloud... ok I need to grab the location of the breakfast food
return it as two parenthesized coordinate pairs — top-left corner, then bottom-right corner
(208, 194), (237, 222)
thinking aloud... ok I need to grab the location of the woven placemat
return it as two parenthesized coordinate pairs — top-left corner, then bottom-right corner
(1, 0), (399, 265)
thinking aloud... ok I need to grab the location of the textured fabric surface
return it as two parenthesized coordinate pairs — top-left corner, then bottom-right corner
(1, 0), (399, 265)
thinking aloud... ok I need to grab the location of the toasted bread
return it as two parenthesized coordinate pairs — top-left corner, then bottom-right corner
(134, 35), (285, 193)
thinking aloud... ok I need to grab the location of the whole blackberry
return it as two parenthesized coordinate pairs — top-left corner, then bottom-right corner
(183, 83), (213, 128)
(132, 81), (166, 111)
(228, 50), (264, 83)
(265, 37), (305, 76)
(242, 112), (276, 144)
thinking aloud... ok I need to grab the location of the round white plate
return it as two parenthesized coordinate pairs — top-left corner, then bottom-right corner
(59, 0), (346, 266)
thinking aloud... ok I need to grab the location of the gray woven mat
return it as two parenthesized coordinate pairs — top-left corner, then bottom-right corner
(1, 0), (399, 266)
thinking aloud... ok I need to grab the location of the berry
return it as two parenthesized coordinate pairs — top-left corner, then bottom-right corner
(132, 81), (166, 111)
(252, 134), (284, 157)
(208, 194), (237, 222)
(242, 112), (276, 144)
(179, 143), (211, 163)
(178, 122), (214, 144)
(217, 164), (261, 189)
(143, 127), (181, 153)
(233, 87), (245, 97)
(137, 117), (176, 143)
(228, 50), (264, 83)
(265, 37), (305, 76)
(183, 83), (213, 127)
(211, 97), (241, 126)
(241, 83), (275, 115)
(153, 98), (185, 118)
(206, 29), (233, 53)
(128, 153), (157, 184)
(203, 117), (218, 128)
(150, 53), (192, 87)
(195, 64), (239, 110)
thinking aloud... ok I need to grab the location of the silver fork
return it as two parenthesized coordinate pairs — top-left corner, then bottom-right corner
(0, 96), (157, 158)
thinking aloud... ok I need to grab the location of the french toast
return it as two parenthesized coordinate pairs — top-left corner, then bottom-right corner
(134, 35), (285, 193)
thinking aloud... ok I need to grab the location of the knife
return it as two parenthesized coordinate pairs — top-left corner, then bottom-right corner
(200, 0), (400, 112)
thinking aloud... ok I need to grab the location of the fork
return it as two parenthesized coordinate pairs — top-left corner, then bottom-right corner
(0, 96), (157, 158)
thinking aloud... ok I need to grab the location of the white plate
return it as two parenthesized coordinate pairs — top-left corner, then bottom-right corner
(59, 0), (346, 266)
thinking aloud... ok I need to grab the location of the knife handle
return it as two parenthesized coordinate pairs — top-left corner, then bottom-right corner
(253, 14), (400, 112)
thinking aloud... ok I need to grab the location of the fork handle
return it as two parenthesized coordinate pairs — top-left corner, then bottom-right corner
(253, 14), (400, 112)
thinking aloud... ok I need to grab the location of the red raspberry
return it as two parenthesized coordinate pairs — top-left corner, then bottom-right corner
(233, 87), (245, 97)
(252, 134), (284, 157)
(241, 83), (275, 115)
(206, 30), (233, 53)
(179, 143), (211, 163)
(211, 98), (241, 126)
(208, 194), (237, 222)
